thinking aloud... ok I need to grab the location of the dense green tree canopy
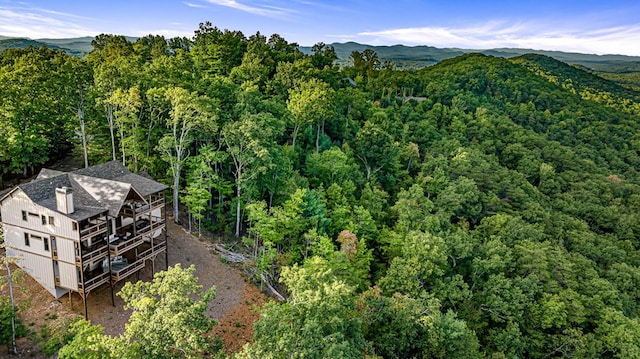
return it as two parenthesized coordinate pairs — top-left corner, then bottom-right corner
(58, 264), (220, 359)
(3, 22), (640, 358)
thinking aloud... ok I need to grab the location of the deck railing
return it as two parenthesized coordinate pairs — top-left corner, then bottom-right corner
(111, 259), (145, 282)
(79, 271), (110, 294)
(109, 217), (165, 256)
(121, 198), (164, 219)
(81, 245), (109, 263)
(80, 221), (108, 238)
(138, 243), (165, 261)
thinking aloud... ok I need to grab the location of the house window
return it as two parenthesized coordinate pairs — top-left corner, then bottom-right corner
(24, 233), (30, 246)
(44, 237), (49, 252)
(72, 222), (78, 231)
(22, 211), (27, 221)
(49, 216), (54, 225)
(41, 215), (47, 225)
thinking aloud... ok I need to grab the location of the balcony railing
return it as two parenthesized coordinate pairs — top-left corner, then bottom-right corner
(121, 198), (164, 219)
(79, 271), (110, 294)
(138, 242), (166, 261)
(111, 258), (145, 283)
(80, 220), (108, 239)
(109, 217), (165, 256)
(81, 245), (109, 263)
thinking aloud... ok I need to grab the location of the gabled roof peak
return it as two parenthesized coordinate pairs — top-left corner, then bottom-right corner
(3, 160), (167, 221)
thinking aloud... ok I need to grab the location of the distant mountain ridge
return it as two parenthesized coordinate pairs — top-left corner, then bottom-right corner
(0, 35), (131, 57)
(2, 35), (639, 74)
(299, 42), (640, 73)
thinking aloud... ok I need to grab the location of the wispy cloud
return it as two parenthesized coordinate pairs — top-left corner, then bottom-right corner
(290, 0), (348, 13)
(0, 5), (97, 38)
(184, 2), (208, 8)
(202, 0), (294, 17)
(357, 21), (640, 56)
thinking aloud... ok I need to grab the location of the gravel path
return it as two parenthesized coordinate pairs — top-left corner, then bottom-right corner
(2, 214), (265, 357)
(1, 156), (266, 355)
(89, 216), (248, 336)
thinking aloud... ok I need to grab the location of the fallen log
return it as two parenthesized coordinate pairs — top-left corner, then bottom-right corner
(214, 244), (286, 301)
(260, 272), (286, 301)
(215, 244), (251, 263)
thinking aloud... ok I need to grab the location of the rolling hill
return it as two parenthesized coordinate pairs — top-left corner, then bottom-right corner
(3, 34), (640, 74)
(299, 42), (640, 73)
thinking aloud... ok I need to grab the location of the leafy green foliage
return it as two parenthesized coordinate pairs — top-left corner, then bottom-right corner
(0, 296), (26, 348)
(5, 24), (640, 357)
(236, 257), (369, 359)
(59, 265), (220, 358)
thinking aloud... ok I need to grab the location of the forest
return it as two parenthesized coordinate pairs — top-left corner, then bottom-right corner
(2, 21), (640, 358)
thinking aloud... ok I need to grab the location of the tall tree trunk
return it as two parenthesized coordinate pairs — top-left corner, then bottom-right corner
(120, 126), (126, 166)
(4, 252), (18, 354)
(235, 184), (242, 237)
(173, 164), (180, 224)
(315, 124), (320, 153)
(78, 90), (89, 168)
(80, 119), (88, 168)
(132, 121), (138, 172)
(107, 104), (116, 161)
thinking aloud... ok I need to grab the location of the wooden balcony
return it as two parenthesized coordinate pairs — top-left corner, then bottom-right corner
(80, 235), (109, 260)
(109, 217), (165, 256)
(138, 241), (166, 261)
(111, 258), (145, 283)
(80, 220), (108, 240)
(121, 197), (164, 220)
(79, 271), (110, 294)
(81, 245), (109, 263)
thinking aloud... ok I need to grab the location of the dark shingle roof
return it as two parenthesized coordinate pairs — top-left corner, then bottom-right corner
(20, 174), (106, 221)
(9, 160), (167, 221)
(36, 168), (65, 180)
(73, 160), (168, 197)
(115, 173), (168, 197)
(70, 174), (131, 217)
(73, 160), (131, 180)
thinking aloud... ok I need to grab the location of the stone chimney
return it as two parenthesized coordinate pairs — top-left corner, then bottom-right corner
(55, 187), (74, 214)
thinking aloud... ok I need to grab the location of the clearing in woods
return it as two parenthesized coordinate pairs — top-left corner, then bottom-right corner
(1, 216), (268, 357)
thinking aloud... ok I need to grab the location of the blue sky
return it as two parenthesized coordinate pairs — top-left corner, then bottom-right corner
(1, 0), (639, 55)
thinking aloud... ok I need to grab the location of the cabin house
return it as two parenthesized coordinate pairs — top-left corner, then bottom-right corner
(0, 161), (169, 317)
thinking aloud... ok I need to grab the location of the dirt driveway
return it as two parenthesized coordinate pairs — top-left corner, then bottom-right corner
(2, 216), (267, 356)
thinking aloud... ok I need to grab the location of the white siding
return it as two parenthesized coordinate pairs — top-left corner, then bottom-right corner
(57, 238), (77, 264)
(54, 287), (69, 298)
(3, 225), (28, 252)
(0, 189), (79, 241)
(7, 248), (57, 298)
(3, 225), (53, 258)
(58, 262), (79, 291)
